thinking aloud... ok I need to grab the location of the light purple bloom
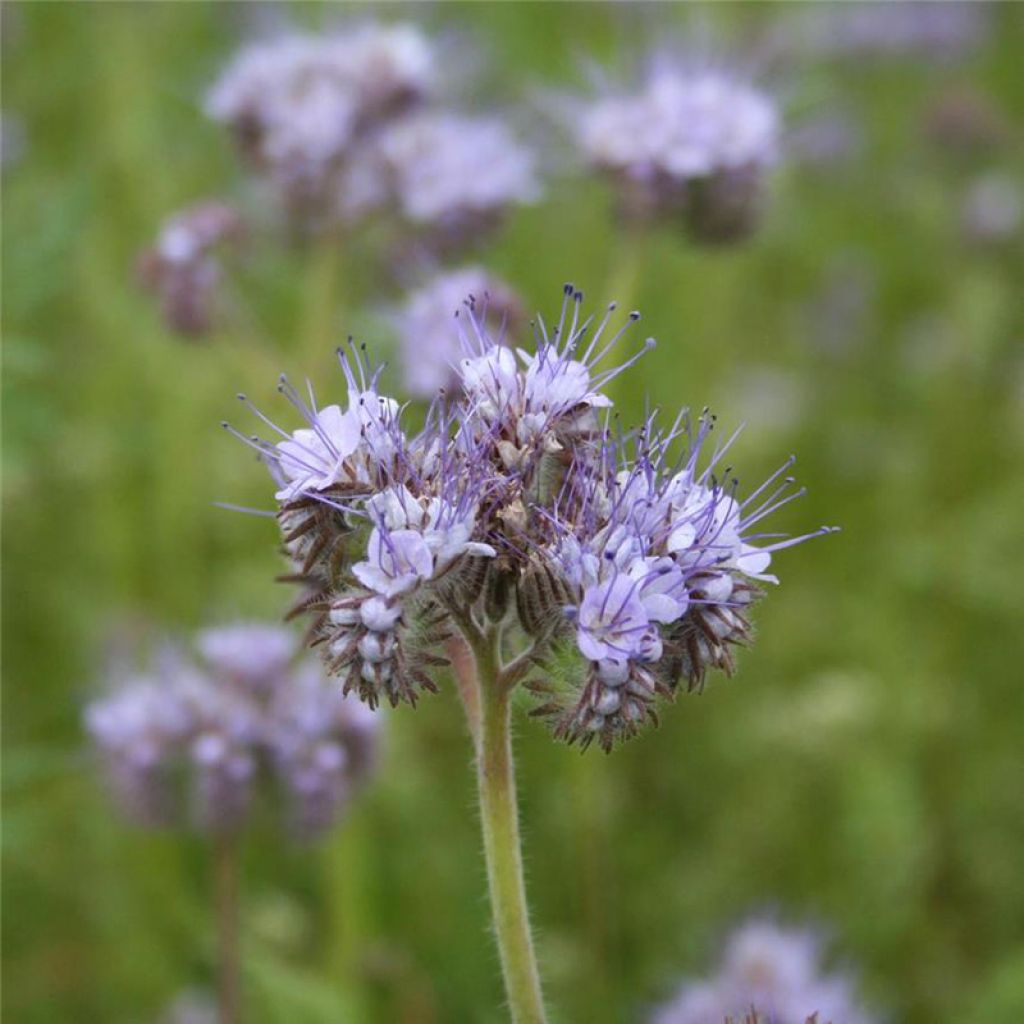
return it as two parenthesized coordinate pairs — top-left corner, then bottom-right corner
(571, 60), (779, 240)
(197, 623), (295, 688)
(273, 403), (363, 500)
(206, 23), (437, 220)
(85, 624), (380, 838)
(355, 527), (436, 597)
(372, 110), (539, 228)
(577, 575), (654, 662)
(652, 918), (876, 1024)
(578, 66), (779, 182)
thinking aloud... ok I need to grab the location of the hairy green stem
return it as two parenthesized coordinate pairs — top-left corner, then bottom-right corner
(470, 630), (548, 1024)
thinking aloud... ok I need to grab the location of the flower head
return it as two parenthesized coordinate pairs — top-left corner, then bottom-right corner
(228, 285), (832, 745)
(85, 623), (380, 839)
(206, 23), (437, 222)
(367, 110), (539, 250)
(573, 61), (779, 241)
(652, 918), (876, 1024)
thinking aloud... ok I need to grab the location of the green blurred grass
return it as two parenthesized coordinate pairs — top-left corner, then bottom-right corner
(4, 3), (1024, 1022)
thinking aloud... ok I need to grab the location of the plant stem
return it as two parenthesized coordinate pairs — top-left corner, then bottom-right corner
(215, 834), (241, 1024)
(471, 631), (548, 1024)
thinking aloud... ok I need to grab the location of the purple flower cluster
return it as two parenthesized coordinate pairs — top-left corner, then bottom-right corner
(357, 110), (539, 249)
(573, 61), (779, 241)
(230, 285), (831, 747)
(205, 23), (435, 222)
(85, 623), (379, 839)
(652, 919), (875, 1024)
(206, 21), (538, 248)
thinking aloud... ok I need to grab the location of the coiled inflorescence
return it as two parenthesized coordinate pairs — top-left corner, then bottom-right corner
(228, 285), (833, 749)
(85, 623), (379, 839)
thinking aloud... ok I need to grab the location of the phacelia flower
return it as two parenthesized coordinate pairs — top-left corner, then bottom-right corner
(205, 23), (436, 223)
(228, 285), (832, 746)
(394, 267), (523, 399)
(573, 62), (779, 242)
(137, 202), (243, 337)
(85, 623), (379, 839)
(267, 661), (379, 839)
(364, 110), (540, 252)
(652, 918), (876, 1024)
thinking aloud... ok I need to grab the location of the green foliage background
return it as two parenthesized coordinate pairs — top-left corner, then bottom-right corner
(4, 3), (1024, 1022)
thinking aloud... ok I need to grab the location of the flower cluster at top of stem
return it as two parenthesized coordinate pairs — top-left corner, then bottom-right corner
(228, 285), (833, 749)
(85, 623), (379, 839)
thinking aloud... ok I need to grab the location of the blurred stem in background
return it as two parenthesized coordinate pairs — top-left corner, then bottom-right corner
(325, 816), (371, 1020)
(462, 623), (547, 1024)
(215, 835), (242, 1024)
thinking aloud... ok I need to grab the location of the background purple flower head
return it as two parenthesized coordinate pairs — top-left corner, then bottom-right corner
(205, 22), (438, 223)
(652, 918), (877, 1024)
(571, 55), (780, 241)
(85, 622), (380, 839)
(137, 201), (243, 338)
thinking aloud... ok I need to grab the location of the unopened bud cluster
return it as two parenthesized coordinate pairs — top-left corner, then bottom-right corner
(85, 623), (378, 839)
(230, 285), (831, 749)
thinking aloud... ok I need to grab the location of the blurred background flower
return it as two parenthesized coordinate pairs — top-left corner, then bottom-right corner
(651, 918), (876, 1024)
(85, 622), (379, 841)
